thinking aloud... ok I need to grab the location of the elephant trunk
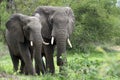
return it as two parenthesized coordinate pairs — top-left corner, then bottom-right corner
(32, 33), (46, 74)
(55, 32), (67, 67)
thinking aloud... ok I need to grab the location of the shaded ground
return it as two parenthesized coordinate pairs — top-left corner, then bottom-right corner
(0, 42), (120, 80)
(110, 46), (120, 51)
(0, 43), (9, 57)
(0, 43), (19, 79)
(0, 72), (19, 80)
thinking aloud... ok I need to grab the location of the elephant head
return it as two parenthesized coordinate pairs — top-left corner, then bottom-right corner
(49, 7), (74, 47)
(34, 6), (75, 72)
(5, 13), (48, 74)
(6, 13), (48, 45)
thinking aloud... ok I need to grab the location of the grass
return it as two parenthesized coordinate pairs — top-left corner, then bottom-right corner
(0, 42), (120, 80)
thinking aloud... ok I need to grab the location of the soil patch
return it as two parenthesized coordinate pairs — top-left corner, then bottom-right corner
(0, 72), (19, 80)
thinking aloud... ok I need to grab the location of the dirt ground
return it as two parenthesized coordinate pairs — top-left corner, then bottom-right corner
(0, 72), (19, 80)
(0, 45), (120, 79)
(110, 46), (120, 51)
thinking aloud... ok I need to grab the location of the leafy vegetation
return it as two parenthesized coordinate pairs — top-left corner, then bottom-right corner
(0, 0), (120, 52)
(0, 42), (120, 80)
(71, 0), (120, 52)
(0, 0), (120, 79)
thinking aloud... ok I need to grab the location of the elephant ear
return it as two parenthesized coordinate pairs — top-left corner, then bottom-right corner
(5, 14), (25, 42)
(66, 7), (75, 35)
(34, 6), (56, 39)
(6, 20), (12, 31)
(48, 11), (55, 25)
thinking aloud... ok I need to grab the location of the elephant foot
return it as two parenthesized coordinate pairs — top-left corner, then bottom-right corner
(35, 67), (45, 75)
(28, 69), (36, 75)
(19, 70), (24, 74)
(23, 66), (36, 75)
(57, 56), (67, 66)
(19, 67), (24, 74)
(58, 57), (68, 76)
(46, 68), (55, 74)
(57, 58), (64, 66)
(25, 71), (36, 75)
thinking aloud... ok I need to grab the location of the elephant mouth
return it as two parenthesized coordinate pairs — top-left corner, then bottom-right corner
(51, 36), (72, 48)
(67, 38), (72, 48)
(30, 40), (49, 46)
(51, 37), (54, 45)
(30, 41), (33, 46)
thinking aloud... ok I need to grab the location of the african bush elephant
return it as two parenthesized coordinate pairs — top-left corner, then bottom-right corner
(5, 13), (48, 75)
(33, 6), (75, 74)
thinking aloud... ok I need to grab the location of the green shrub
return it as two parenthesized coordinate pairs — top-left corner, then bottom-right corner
(71, 0), (120, 52)
(0, 1), (11, 42)
(1, 0), (120, 53)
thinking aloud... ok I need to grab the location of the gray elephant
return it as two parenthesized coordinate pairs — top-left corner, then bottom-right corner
(5, 13), (48, 75)
(33, 6), (75, 74)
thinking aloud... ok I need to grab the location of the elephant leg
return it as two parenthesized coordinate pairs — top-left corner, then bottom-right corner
(35, 63), (40, 75)
(11, 54), (19, 72)
(19, 59), (25, 74)
(18, 43), (35, 75)
(42, 56), (46, 72)
(43, 45), (55, 74)
(34, 46), (46, 75)
(29, 46), (34, 61)
(8, 47), (19, 72)
(35, 62), (46, 75)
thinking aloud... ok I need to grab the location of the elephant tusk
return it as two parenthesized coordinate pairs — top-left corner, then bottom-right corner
(43, 41), (49, 45)
(67, 38), (72, 48)
(30, 41), (33, 46)
(51, 37), (54, 45)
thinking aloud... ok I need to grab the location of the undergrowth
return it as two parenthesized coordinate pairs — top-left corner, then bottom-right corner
(0, 43), (120, 80)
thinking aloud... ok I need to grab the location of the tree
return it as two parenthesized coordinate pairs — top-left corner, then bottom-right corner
(71, 0), (120, 52)
(0, 0), (120, 52)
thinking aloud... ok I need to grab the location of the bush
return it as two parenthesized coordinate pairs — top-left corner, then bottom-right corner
(0, 1), (11, 42)
(1, 0), (120, 53)
(71, 0), (120, 52)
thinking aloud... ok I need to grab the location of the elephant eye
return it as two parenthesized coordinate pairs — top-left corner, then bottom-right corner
(23, 26), (31, 31)
(51, 17), (54, 23)
(27, 20), (30, 23)
(49, 18), (53, 25)
(27, 26), (31, 31)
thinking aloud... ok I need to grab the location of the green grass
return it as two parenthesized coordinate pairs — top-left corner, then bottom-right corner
(0, 43), (120, 80)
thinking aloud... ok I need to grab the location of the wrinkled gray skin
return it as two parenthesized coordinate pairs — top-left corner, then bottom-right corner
(5, 13), (46, 75)
(33, 6), (75, 73)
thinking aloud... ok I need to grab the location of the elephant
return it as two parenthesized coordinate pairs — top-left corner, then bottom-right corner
(5, 13), (49, 75)
(33, 6), (75, 74)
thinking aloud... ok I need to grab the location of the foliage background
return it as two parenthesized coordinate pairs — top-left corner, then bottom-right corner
(0, 0), (120, 80)
(0, 0), (120, 52)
